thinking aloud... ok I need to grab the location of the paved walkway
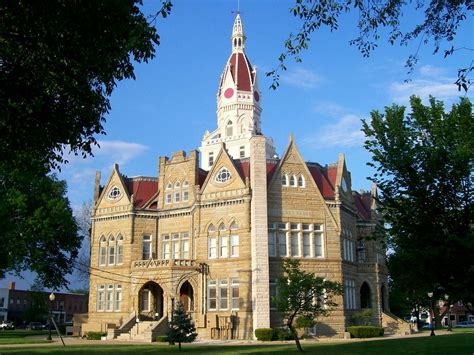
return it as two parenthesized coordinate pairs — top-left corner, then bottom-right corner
(0, 330), (453, 349)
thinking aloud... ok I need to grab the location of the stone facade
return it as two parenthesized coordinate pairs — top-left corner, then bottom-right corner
(82, 14), (388, 340)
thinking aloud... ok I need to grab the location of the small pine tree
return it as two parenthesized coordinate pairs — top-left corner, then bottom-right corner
(167, 301), (197, 350)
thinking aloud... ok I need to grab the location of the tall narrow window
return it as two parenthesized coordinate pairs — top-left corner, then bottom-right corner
(278, 230), (287, 256)
(172, 233), (180, 259)
(116, 235), (124, 264)
(182, 190), (189, 201)
(142, 235), (152, 260)
(162, 235), (170, 259)
(290, 175), (296, 187)
(303, 232), (311, 257)
(239, 146), (245, 158)
(226, 120), (233, 137)
(268, 230), (276, 257)
(181, 233), (189, 259)
(174, 191), (180, 202)
(209, 237), (217, 259)
(106, 285), (113, 311)
(108, 236), (115, 265)
(165, 193), (171, 204)
(209, 152), (214, 167)
(230, 234), (239, 257)
(231, 279), (239, 310)
(208, 281), (217, 310)
(220, 235), (228, 257)
(291, 232), (299, 257)
(99, 237), (107, 266)
(315, 231), (324, 257)
(97, 285), (105, 311)
(140, 289), (150, 311)
(115, 285), (122, 311)
(219, 280), (229, 310)
(281, 174), (288, 186)
(298, 175), (305, 187)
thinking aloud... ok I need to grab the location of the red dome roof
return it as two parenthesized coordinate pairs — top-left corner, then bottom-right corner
(219, 52), (255, 94)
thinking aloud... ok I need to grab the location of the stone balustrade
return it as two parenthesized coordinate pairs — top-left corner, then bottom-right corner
(132, 258), (196, 269)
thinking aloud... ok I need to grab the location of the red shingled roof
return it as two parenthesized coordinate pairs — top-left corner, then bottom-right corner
(266, 161), (278, 183)
(234, 160), (250, 180)
(125, 177), (158, 209)
(198, 169), (208, 187)
(353, 192), (372, 221)
(307, 164), (336, 199)
(228, 53), (254, 91)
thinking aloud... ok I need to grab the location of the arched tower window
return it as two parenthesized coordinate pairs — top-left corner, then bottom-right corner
(360, 282), (372, 309)
(230, 222), (239, 257)
(226, 121), (233, 137)
(282, 174), (289, 187)
(99, 236), (107, 266)
(298, 175), (305, 187)
(219, 223), (227, 258)
(290, 175), (296, 187)
(208, 224), (217, 259)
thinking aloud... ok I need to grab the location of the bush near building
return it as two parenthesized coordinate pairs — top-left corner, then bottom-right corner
(347, 326), (384, 338)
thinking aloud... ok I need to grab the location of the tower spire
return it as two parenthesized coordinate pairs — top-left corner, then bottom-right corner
(232, 13), (245, 53)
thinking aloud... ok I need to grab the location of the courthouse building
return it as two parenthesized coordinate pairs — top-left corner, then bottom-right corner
(82, 14), (390, 341)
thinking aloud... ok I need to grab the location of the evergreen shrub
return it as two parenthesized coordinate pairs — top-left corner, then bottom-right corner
(347, 326), (384, 338)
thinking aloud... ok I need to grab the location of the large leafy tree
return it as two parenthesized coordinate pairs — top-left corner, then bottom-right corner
(362, 96), (473, 326)
(0, 0), (171, 287)
(268, 0), (473, 91)
(274, 259), (343, 352)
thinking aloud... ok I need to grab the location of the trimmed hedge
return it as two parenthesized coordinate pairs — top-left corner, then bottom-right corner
(255, 328), (274, 341)
(86, 331), (106, 340)
(275, 328), (294, 340)
(347, 326), (384, 338)
(156, 335), (169, 342)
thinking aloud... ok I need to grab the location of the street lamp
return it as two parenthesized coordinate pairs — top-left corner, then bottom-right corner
(427, 292), (435, 336)
(443, 294), (452, 331)
(47, 293), (55, 341)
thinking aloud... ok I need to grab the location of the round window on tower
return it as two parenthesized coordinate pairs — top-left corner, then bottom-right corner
(108, 186), (121, 200)
(215, 167), (232, 183)
(253, 91), (260, 102)
(224, 88), (234, 99)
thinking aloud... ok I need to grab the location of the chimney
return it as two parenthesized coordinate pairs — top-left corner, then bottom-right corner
(8, 281), (15, 290)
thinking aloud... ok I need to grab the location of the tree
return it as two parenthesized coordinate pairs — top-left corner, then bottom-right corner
(0, 173), (81, 288)
(274, 259), (343, 352)
(362, 96), (473, 327)
(23, 279), (48, 324)
(0, 1), (171, 288)
(268, 1), (473, 91)
(167, 301), (197, 351)
(73, 201), (93, 288)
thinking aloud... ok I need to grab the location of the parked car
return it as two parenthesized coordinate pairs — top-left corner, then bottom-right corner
(27, 322), (44, 330)
(0, 321), (15, 330)
(455, 321), (474, 328)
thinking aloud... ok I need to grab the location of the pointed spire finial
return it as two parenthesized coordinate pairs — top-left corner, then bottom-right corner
(232, 13), (245, 53)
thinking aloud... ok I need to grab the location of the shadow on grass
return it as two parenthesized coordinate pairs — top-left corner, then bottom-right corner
(0, 333), (473, 354)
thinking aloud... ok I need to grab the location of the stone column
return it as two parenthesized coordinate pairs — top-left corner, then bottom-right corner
(250, 136), (270, 335)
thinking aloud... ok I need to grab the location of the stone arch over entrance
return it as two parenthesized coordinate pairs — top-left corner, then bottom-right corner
(360, 281), (372, 309)
(139, 281), (164, 319)
(179, 281), (194, 312)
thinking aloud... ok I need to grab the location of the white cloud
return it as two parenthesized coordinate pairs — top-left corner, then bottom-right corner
(281, 68), (324, 89)
(93, 140), (148, 166)
(419, 65), (445, 78)
(312, 101), (346, 118)
(389, 79), (461, 105)
(303, 114), (365, 149)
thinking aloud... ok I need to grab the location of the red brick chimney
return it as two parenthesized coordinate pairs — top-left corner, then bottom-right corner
(8, 281), (15, 290)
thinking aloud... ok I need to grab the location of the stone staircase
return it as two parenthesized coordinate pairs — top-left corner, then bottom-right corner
(115, 315), (169, 342)
(382, 311), (412, 336)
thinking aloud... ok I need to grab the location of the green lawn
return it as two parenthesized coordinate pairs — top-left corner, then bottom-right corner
(0, 330), (50, 345)
(0, 331), (473, 355)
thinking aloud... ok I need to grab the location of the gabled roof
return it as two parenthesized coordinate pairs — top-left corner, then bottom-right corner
(353, 191), (372, 221)
(123, 176), (158, 209)
(306, 163), (336, 200)
(234, 159), (250, 181)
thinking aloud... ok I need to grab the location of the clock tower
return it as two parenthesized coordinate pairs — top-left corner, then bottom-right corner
(200, 14), (276, 170)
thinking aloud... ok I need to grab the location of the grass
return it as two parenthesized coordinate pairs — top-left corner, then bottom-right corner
(0, 331), (473, 354)
(0, 330), (50, 345)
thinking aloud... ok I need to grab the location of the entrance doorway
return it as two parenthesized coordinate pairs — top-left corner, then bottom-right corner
(139, 282), (164, 320)
(179, 281), (194, 311)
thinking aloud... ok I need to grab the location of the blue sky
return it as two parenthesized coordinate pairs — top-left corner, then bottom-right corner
(2, 0), (472, 290)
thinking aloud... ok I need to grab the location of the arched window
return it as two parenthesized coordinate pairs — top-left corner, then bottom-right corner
(208, 224), (215, 233)
(226, 120), (233, 137)
(116, 235), (124, 264)
(183, 180), (189, 187)
(360, 282), (372, 309)
(166, 182), (172, 190)
(174, 181), (180, 189)
(298, 175), (305, 187)
(290, 175), (296, 187)
(219, 223), (227, 258)
(281, 174), (288, 186)
(230, 222), (239, 257)
(108, 236), (115, 265)
(182, 180), (189, 201)
(99, 236), (107, 266)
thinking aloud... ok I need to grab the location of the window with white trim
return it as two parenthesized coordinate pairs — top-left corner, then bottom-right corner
(278, 229), (287, 257)
(303, 232), (311, 257)
(162, 234), (170, 259)
(239, 146), (245, 158)
(208, 280), (217, 310)
(97, 285), (105, 311)
(172, 233), (180, 259)
(282, 174), (288, 186)
(182, 190), (189, 201)
(174, 191), (180, 202)
(99, 236), (107, 266)
(208, 237), (217, 259)
(209, 152), (214, 167)
(344, 279), (356, 309)
(230, 222), (239, 257)
(268, 227), (277, 257)
(290, 175), (296, 187)
(116, 235), (124, 264)
(115, 285), (122, 311)
(342, 229), (355, 262)
(108, 236), (115, 265)
(298, 175), (305, 187)
(231, 278), (240, 309)
(165, 193), (172, 204)
(106, 285), (113, 311)
(219, 280), (229, 309)
(181, 233), (189, 259)
(142, 235), (152, 260)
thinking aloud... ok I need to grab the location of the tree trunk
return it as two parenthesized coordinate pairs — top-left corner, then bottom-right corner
(288, 324), (303, 352)
(178, 341), (181, 351)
